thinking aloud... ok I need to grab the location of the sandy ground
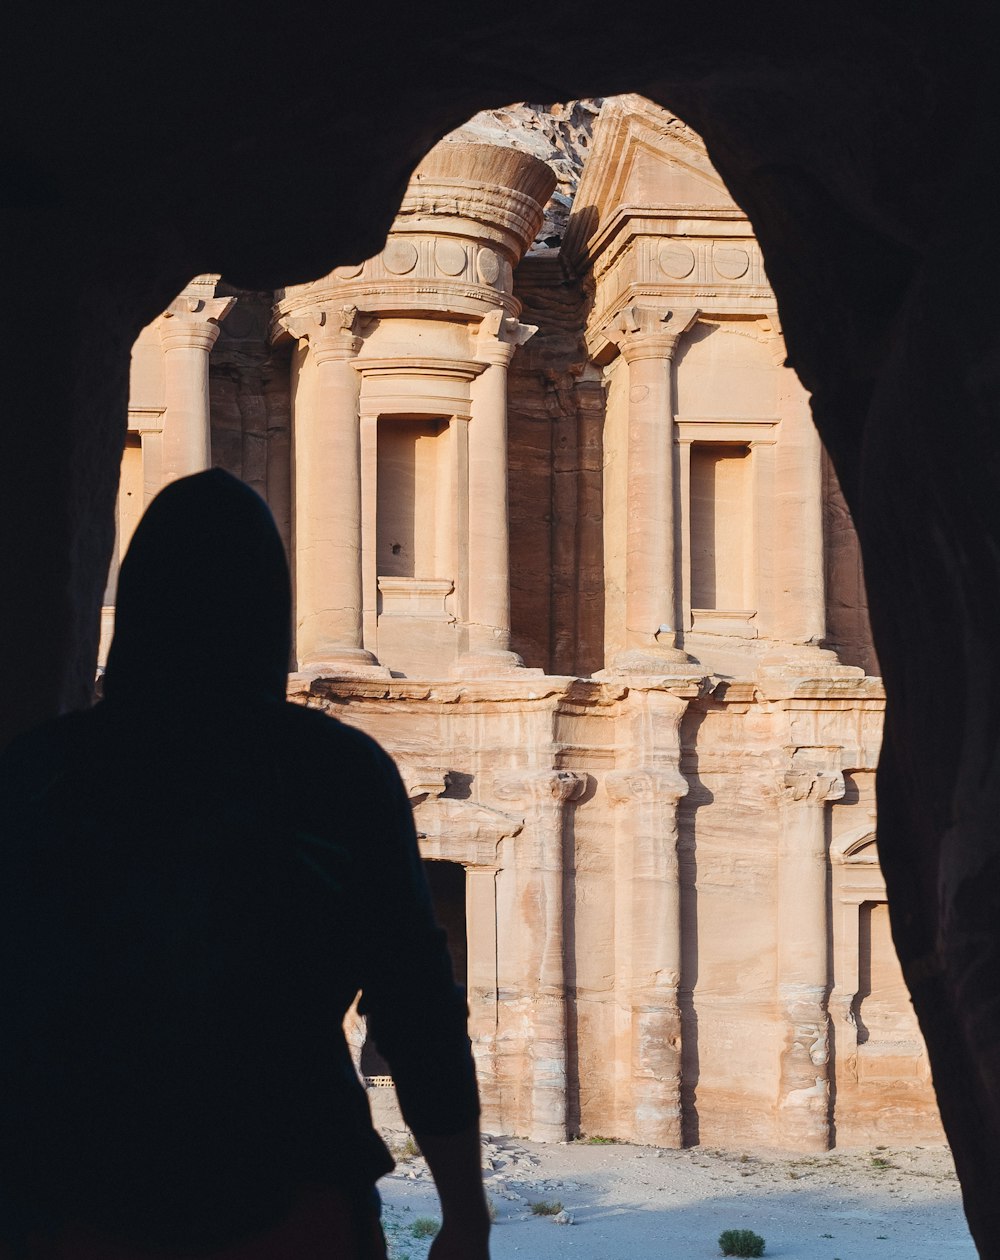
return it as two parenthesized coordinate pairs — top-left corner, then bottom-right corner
(377, 1134), (975, 1260)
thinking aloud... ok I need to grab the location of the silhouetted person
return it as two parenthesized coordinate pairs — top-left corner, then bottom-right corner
(0, 470), (490, 1259)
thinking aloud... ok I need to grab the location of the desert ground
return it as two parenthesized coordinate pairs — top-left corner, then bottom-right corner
(377, 1132), (975, 1260)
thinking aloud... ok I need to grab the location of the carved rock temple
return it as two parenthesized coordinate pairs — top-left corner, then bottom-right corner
(103, 96), (941, 1151)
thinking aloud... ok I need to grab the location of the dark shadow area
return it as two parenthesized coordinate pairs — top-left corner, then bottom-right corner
(678, 704), (715, 1147)
(563, 772), (596, 1137)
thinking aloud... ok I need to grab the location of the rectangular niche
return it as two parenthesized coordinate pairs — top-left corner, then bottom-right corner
(689, 442), (753, 612)
(376, 417), (451, 581)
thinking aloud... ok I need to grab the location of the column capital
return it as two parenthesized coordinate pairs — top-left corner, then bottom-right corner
(158, 292), (235, 353)
(780, 765), (845, 805)
(609, 304), (700, 363)
(494, 769), (587, 806)
(279, 302), (364, 361)
(474, 306), (537, 366)
(606, 766), (688, 807)
(759, 310), (787, 365)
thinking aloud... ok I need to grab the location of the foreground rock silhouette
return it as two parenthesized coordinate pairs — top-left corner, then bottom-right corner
(4, 4), (1000, 1252)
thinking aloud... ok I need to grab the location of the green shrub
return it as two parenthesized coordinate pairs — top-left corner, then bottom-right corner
(529, 1200), (564, 1216)
(719, 1227), (765, 1257)
(411, 1217), (439, 1239)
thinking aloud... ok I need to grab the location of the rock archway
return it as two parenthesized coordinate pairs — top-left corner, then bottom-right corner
(5, 5), (998, 1251)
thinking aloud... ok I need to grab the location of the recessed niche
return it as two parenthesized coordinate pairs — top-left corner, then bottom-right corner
(376, 417), (449, 580)
(689, 442), (752, 611)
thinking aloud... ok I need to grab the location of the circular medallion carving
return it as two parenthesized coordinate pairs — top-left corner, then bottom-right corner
(477, 247), (501, 286)
(500, 259), (513, 291)
(382, 239), (419, 274)
(658, 243), (695, 279)
(713, 245), (750, 279)
(435, 239), (467, 276)
(333, 261), (364, 280)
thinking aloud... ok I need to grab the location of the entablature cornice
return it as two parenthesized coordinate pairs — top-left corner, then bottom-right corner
(579, 205), (751, 274)
(353, 356), (488, 381)
(585, 276), (775, 361)
(273, 274), (521, 342)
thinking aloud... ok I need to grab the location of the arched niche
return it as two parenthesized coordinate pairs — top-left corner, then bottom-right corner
(829, 828), (941, 1143)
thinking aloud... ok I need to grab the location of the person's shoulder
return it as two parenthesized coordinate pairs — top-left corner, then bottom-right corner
(273, 701), (399, 779)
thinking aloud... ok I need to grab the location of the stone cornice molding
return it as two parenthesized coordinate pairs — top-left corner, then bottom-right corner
(353, 356), (487, 381)
(158, 292), (235, 352)
(605, 766), (689, 807)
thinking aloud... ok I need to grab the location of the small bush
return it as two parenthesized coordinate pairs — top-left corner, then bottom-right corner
(411, 1217), (439, 1239)
(529, 1200), (564, 1216)
(719, 1227), (766, 1257)
(583, 1134), (618, 1145)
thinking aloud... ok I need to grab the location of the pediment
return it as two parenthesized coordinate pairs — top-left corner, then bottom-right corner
(563, 95), (739, 269)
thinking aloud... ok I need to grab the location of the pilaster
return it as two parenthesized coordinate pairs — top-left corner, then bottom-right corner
(453, 308), (538, 676)
(607, 305), (702, 677)
(775, 755), (845, 1149)
(606, 758), (689, 1146)
(156, 278), (234, 483)
(280, 302), (387, 676)
(494, 768), (586, 1142)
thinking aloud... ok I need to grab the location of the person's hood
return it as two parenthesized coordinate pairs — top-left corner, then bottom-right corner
(103, 469), (292, 703)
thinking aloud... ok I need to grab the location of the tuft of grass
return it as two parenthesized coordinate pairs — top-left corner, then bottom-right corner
(870, 1156), (893, 1170)
(529, 1200), (564, 1216)
(410, 1217), (439, 1239)
(393, 1135), (420, 1161)
(719, 1227), (766, 1257)
(582, 1134), (618, 1145)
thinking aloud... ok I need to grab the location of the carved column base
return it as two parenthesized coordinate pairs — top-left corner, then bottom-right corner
(450, 648), (541, 678)
(293, 647), (391, 680)
(776, 985), (831, 1151)
(758, 644), (865, 681)
(607, 646), (705, 678)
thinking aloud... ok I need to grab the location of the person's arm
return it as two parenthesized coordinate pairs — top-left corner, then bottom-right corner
(350, 740), (489, 1255)
(415, 1127), (490, 1260)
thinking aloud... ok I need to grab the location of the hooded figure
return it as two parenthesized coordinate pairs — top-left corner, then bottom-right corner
(0, 471), (486, 1260)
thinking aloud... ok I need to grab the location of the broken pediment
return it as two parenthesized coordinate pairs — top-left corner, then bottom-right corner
(563, 94), (739, 270)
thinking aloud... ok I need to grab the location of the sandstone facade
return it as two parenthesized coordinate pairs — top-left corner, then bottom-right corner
(105, 97), (939, 1151)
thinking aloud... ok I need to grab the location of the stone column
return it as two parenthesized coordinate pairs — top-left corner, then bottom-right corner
(606, 761), (689, 1146)
(776, 760), (845, 1149)
(281, 304), (384, 675)
(465, 867), (501, 1122)
(495, 768), (585, 1142)
(612, 306), (700, 675)
(157, 285), (234, 483)
(455, 309), (535, 674)
(761, 316), (849, 675)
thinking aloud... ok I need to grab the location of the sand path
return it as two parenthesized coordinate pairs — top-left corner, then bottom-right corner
(379, 1137), (975, 1259)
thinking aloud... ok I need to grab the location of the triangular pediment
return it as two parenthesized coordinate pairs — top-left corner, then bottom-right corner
(564, 95), (739, 268)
